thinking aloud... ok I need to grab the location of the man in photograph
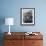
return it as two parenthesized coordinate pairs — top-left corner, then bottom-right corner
(23, 10), (33, 23)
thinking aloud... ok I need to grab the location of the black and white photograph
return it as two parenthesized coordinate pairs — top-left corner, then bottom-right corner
(20, 8), (35, 25)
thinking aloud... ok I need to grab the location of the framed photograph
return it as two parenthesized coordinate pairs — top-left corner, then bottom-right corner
(20, 8), (35, 26)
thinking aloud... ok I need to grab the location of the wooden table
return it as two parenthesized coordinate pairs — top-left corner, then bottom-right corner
(4, 32), (43, 46)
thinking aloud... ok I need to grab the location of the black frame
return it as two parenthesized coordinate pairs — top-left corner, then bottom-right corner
(20, 8), (35, 26)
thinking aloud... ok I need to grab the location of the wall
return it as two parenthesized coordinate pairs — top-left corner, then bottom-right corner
(0, 0), (46, 46)
(0, 0), (46, 32)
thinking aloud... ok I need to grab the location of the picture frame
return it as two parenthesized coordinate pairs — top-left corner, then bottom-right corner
(20, 8), (35, 26)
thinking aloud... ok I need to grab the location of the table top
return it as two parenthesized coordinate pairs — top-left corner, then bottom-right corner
(4, 32), (43, 40)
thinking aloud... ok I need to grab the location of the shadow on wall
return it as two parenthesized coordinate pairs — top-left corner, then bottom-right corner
(0, 16), (5, 46)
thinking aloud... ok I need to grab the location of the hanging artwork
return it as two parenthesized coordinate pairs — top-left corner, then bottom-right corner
(20, 8), (35, 26)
